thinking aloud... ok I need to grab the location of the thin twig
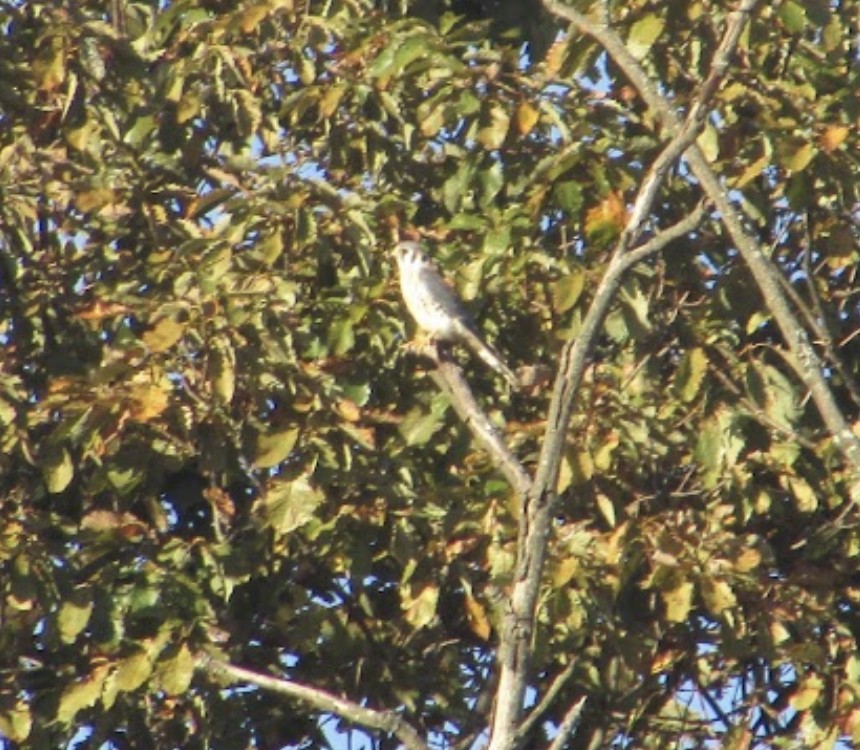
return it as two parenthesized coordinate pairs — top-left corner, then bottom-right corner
(513, 660), (577, 746)
(546, 696), (587, 750)
(198, 655), (429, 750)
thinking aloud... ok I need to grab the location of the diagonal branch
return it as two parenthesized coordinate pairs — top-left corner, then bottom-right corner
(487, 4), (756, 747)
(513, 660), (577, 746)
(546, 696), (587, 750)
(198, 655), (429, 750)
(416, 342), (532, 498)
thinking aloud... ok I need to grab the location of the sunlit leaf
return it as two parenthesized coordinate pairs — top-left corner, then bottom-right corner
(551, 270), (585, 314)
(255, 474), (324, 536)
(57, 665), (109, 724)
(58, 589), (93, 644)
(403, 584), (438, 629)
(700, 577), (737, 615)
(253, 426), (299, 469)
(627, 15), (665, 60)
(153, 644), (195, 696)
(477, 105), (510, 150)
(662, 580), (694, 623)
(789, 674), (824, 711)
(42, 446), (74, 494)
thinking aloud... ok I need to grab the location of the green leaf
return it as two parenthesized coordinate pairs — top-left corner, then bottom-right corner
(627, 14), (665, 60)
(57, 667), (109, 724)
(58, 589), (94, 644)
(552, 270), (585, 314)
(779, 1), (806, 33)
(398, 400), (448, 446)
(255, 474), (324, 537)
(477, 105), (510, 150)
(153, 644), (195, 696)
(673, 347), (708, 403)
(42, 446), (74, 494)
(552, 180), (583, 213)
(253, 426), (299, 469)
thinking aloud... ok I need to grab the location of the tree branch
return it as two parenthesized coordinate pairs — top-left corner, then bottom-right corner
(546, 696), (587, 750)
(513, 660), (577, 747)
(197, 655), (429, 750)
(415, 342), (532, 498)
(544, 0), (860, 484)
(487, 4), (756, 747)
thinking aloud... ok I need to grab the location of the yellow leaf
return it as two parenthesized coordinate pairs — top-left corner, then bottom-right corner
(696, 122), (719, 162)
(127, 383), (169, 422)
(319, 84), (347, 118)
(57, 665), (109, 724)
(239, 3), (271, 32)
(789, 674), (824, 711)
(557, 447), (593, 493)
(733, 547), (761, 573)
(464, 593), (491, 641)
(0, 698), (32, 742)
(515, 101), (540, 136)
(585, 192), (626, 245)
(701, 577), (736, 615)
(210, 344), (236, 405)
(153, 644), (194, 696)
(58, 590), (93, 644)
(403, 584), (438, 629)
(787, 142), (816, 172)
(819, 125), (849, 153)
(595, 493), (616, 527)
(34, 36), (67, 92)
(543, 38), (567, 78)
(735, 152), (770, 188)
(477, 105), (510, 150)
(75, 189), (115, 213)
(662, 580), (694, 623)
(43, 447), (74, 494)
(627, 14), (665, 60)
(253, 426), (299, 469)
(114, 651), (153, 693)
(785, 476), (818, 512)
(142, 317), (186, 353)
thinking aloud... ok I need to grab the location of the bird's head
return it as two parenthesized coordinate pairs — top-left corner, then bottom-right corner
(393, 241), (427, 272)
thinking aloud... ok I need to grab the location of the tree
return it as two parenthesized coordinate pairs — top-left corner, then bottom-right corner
(1, 0), (859, 748)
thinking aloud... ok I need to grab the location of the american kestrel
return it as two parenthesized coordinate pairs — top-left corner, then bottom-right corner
(394, 241), (518, 388)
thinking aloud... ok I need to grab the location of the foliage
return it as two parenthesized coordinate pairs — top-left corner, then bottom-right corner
(1, 0), (859, 748)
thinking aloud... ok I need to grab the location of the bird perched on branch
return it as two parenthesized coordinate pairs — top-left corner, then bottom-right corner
(394, 241), (518, 388)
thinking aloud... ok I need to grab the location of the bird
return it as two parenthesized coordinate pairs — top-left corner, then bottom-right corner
(394, 241), (518, 388)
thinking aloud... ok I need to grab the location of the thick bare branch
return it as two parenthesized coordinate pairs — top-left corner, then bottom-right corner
(198, 655), (429, 750)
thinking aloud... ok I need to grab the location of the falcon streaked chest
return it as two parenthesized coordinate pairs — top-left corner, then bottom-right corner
(394, 242), (466, 340)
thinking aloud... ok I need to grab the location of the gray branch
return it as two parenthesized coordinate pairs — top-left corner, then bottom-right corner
(198, 655), (429, 750)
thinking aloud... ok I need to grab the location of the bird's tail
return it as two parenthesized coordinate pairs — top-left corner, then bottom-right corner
(459, 326), (519, 389)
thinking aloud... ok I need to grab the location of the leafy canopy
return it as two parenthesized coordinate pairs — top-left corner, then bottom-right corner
(1, 0), (860, 748)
